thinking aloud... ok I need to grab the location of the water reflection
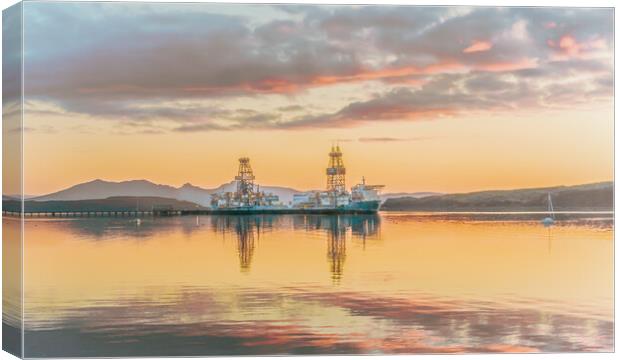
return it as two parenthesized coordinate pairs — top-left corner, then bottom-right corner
(22, 286), (613, 357)
(236, 220), (256, 272)
(309, 215), (379, 282)
(207, 214), (380, 277)
(290, 214), (380, 239)
(327, 228), (346, 283)
(209, 216), (263, 272)
(547, 227), (553, 254)
(19, 213), (612, 356)
(39, 214), (381, 278)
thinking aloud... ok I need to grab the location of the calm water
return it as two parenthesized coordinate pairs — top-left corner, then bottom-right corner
(7, 213), (614, 356)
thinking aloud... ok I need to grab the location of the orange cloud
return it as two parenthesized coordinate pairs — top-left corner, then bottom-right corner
(182, 62), (469, 96)
(482, 344), (539, 353)
(113, 56), (543, 101)
(262, 58), (536, 92)
(473, 58), (538, 72)
(463, 40), (493, 53)
(550, 35), (609, 60)
(559, 35), (580, 56)
(82, 56), (540, 100)
(311, 62), (467, 86)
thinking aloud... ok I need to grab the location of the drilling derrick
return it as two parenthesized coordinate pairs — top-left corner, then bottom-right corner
(326, 145), (346, 193)
(235, 157), (256, 206)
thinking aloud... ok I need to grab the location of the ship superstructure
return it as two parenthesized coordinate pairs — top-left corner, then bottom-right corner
(210, 157), (280, 209)
(291, 146), (384, 211)
(351, 177), (384, 203)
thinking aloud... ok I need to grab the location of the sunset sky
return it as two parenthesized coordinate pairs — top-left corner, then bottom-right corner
(12, 3), (614, 195)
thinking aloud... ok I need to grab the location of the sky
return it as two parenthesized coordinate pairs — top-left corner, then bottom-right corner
(8, 3), (614, 195)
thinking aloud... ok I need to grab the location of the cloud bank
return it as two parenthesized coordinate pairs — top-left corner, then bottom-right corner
(22, 3), (613, 133)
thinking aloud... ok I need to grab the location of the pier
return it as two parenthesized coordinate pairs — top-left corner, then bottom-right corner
(2, 208), (377, 218)
(3, 210), (159, 217)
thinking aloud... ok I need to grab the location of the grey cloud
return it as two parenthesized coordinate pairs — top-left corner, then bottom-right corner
(43, 98), (225, 123)
(172, 109), (282, 132)
(370, 7), (612, 69)
(173, 123), (232, 133)
(172, 65), (612, 132)
(319, 5), (447, 40)
(24, 3), (362, 102)
(240, 113), (281, 124)
(21, 4), (613, 132)
(358, 137), (432, 142)
(465, 74), (514, 92)
(278, 105), (304, 112)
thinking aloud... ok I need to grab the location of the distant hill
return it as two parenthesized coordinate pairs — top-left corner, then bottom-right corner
(3, 196), (205, 213)
(30, 179), (301, 206)
(3, 194), (37, 200)
(33, 179), (181, 201)
(380, 192), (441, 202)
(381, 182), (613, 212)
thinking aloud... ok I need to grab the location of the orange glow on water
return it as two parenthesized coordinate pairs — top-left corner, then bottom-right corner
(16, 214), (613, 355)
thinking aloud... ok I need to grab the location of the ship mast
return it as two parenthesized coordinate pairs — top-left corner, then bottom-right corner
(326, 145), (346, 194)
(547, 193), (555, 219)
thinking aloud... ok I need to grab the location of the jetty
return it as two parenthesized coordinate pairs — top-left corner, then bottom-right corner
(2, 207), (377, 218)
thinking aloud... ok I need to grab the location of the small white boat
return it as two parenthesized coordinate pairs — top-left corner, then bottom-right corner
(541, 193), (555, 227)
(135, 199), (141, 226)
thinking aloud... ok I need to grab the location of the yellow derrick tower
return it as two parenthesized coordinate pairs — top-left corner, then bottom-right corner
(326, 145), (346, 193)
(235, 157), (256, 205)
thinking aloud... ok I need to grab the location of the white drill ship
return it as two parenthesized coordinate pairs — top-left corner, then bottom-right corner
(210, 146), (384, 214)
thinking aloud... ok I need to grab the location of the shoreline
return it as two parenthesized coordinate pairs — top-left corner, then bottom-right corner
(2, 209), (613, 219)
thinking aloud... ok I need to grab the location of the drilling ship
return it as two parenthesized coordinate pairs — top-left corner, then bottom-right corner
(209, 146), (384, 214)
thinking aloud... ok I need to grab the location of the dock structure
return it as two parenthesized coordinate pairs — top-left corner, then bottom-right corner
(2, 208), (376, 218)
(2, 210), (160, 217)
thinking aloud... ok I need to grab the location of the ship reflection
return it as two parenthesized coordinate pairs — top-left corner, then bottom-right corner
(209, 215), (275, 273)
(209, 214), (381, 279)
(233, 218), (255, 272)
(326, 219), (347, 283)
(321, 215), (381, 283)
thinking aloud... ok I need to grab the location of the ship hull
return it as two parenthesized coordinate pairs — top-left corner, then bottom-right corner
(341, 200), (381, 212)
(201, 200), (381, 215)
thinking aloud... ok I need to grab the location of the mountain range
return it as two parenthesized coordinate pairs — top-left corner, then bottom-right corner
(381, 181), (613, 212)
(31, 179), (298, 206)
(29, 179), (437, 206)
